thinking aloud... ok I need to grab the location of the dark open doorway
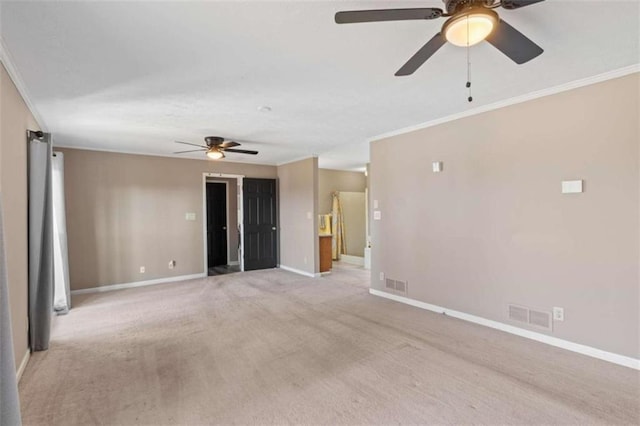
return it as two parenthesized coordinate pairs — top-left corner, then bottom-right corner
(206, 182), (229, 275)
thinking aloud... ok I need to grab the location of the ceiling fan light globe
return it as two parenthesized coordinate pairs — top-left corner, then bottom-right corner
(443, 9), (498, 47)
(206, 149), (225, 160)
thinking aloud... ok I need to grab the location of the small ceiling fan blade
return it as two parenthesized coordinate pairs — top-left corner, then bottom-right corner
(486, 20), (543, 64)
(395, 33), (446, 76)
(501, 0), (545, 10)
(223, 148), (259, 155)
(220, 141), (241, 148)
(175, 140), (207, 148)
(173, 149), (207, 154)
(335, 8), (443, 24)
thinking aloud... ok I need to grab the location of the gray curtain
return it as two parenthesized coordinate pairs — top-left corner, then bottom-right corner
(28, 131), (53, 351)
(0, 195), (22, 426)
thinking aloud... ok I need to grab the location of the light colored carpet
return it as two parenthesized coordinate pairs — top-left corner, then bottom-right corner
(19, 263), (639, 425)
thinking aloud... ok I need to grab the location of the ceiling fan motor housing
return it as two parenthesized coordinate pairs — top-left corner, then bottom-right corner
(445, 0), (498, 15)
(204, 136), (225, 147)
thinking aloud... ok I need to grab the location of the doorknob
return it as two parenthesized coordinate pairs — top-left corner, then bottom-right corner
(272, 227), (276, 230)
(223, 226), (227, 230)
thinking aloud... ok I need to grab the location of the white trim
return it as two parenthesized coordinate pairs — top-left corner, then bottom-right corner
(276, 155), (317, 167)
(238, 177), (244, 272)
(369, 289), (640, 370)
(368, 65), (640, 143)
(54, 144), (278, 166)
(0, 36), (48, 131)
(70, 273), (206, 295)
(279, 265), (320, 278)
(16, 349), (30, 382)
(228, 260), (240, 266)
(339, 255), (365, 266)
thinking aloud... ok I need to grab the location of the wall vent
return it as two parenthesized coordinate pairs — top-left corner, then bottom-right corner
(384, 278), (408, 295)
(508, 304), (553, 331)
(508, 304), (529, 323)
(394, 280), (407, 294)
(385, 278), (396, 290)
(529, 310), (552, 330)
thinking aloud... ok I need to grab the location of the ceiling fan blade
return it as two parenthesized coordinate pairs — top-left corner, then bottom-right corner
(486, 20), (543, 64)
(395, 33), (446, 76)
(335, 8), (443, 24)
(220, 141), (241, 148)
(222, 148), (259, 155)
(501, 0), (545, 10)
(173, 149), (207, 154)
(175, 140), (207, 148)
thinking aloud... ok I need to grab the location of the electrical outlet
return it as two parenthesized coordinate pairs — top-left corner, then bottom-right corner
(139, 266), (145, 274)
(379, 272), (384, 281)
(553, 307), (564, 322)
(168, 260), (176, 269)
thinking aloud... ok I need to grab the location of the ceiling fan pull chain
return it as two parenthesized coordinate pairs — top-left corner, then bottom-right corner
(466, 16), (473, 103)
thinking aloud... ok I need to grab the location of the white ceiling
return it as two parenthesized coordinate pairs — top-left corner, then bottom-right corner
(1, 1), (638, 170)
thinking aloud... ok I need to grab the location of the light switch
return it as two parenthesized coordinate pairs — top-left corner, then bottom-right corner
(306, 212), (312, 219)
(185, 212), (197, 221)
(432, 161), (443, 173)
(562, 180), (583, 194)
(373, 210), (381, 220)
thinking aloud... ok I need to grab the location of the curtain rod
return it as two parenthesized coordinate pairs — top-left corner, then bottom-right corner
(27, 130), (45, 139)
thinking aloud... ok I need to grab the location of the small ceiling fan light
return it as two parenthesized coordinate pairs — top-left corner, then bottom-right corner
(206, 148), (225, 160)
(443, 8), (498, 47)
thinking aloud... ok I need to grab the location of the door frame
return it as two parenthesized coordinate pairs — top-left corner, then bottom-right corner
(206, 180), (230, 268)
(202, 173), (245, 273)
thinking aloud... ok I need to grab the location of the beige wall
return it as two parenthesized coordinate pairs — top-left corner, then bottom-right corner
(318, 169), (366, 215)
(278, 157), (318, 275)
(0, 62), (40, 371)
(60, 148), (276, 290)
(370, 73), (640, 359)
(206, 177), (239, 263)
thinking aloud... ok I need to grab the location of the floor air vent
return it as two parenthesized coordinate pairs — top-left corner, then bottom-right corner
(394, 280), (407, 294)
(508, 304), (552, 331)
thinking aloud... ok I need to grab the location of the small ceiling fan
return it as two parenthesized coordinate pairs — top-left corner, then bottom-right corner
(173, 136), (258, 160)
(335, 0), (545, 76)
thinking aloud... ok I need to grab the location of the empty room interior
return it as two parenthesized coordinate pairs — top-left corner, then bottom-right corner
(0, 1), (639, 425)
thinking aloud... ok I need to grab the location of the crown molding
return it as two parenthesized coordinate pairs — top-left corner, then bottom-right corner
(53, 143), (280, 166)
(276, 155), (318, 167)
(368, 64), (640, 143)
(0, 35), (48, 131)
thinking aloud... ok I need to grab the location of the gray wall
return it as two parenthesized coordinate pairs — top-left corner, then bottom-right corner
(278, 157), (318, 275)
(318, 169), (366, 215)
(60, 148), (277, 290)
(370, 73), (639, 359)
(0, 62), (40, 372)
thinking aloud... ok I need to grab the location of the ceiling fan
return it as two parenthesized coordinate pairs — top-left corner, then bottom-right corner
(173, 136), (258, 160)
(335, 0), (545, 76)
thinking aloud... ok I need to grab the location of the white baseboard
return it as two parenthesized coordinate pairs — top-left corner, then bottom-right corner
(228, 261), (240, 266)
(71, 273), (207, 295)
(340, 255), (365, 266)
(16, 349), (30, 382)
(369, 289), (640, 371)
(279, 265), (319, 278)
